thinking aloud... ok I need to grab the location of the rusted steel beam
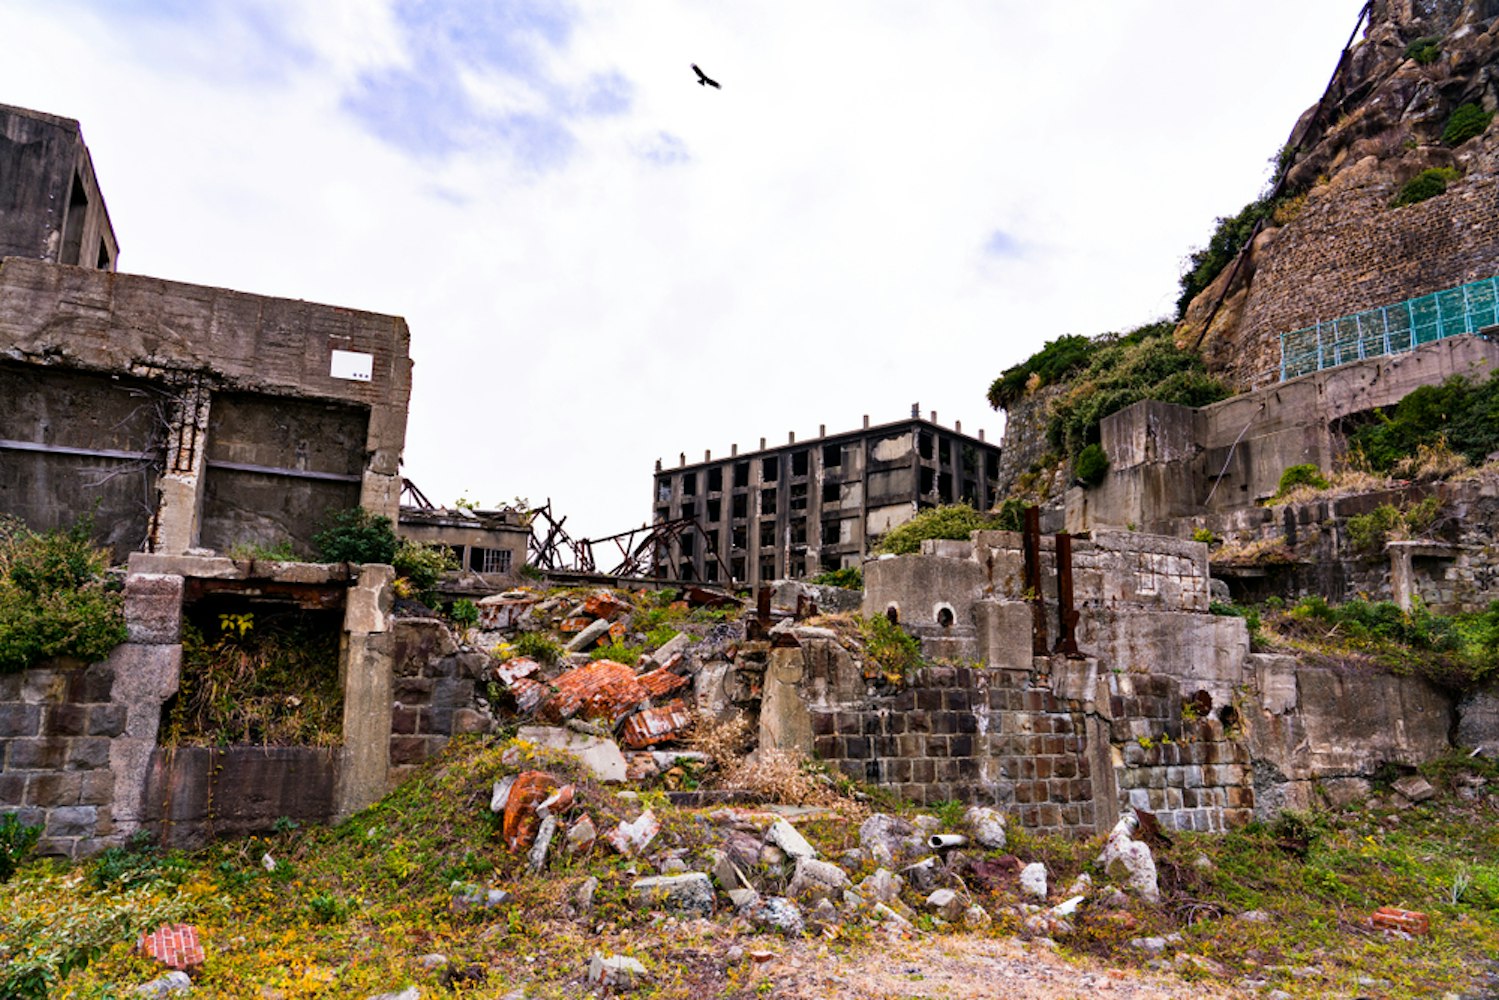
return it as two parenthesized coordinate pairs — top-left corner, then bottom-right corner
(1054, 532), (1080, 656)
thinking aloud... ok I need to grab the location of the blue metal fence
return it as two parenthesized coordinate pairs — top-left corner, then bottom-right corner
(1279, 275), (1499, 380)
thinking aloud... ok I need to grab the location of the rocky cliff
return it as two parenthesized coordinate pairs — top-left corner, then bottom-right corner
(1178, 0), (1499, 390)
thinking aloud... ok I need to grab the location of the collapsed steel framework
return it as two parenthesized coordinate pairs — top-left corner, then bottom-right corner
(526, 500), (731, 583)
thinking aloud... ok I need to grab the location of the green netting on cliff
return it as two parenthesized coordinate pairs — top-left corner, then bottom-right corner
(1279, 275), (1499, 380)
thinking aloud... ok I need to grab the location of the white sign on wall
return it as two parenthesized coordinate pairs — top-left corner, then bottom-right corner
(330, 349), (373, 382)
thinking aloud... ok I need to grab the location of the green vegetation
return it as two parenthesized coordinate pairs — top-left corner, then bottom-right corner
(312, 507), (398, 565)
(810, 566), (863, 590)
(589, 640), (645, 663)
(873, 503), (996, 555)
(1391, 166), (1462, 207)
(1177, 197), (1274, 316)
(1192, 527), (1218, 545)
(1045, 322), (1230, 458)
(1404, 35), (1442, 64)
(0, 516), (126, 674)
(1073, 443), (1109, 487)
(1349, 374), (1499, 471)
(227, 540), (299, 562)
(0, 813), (41, 884)
(512, 630), (563, 665)
(448, 598), (479, 630)
(986, 333), (1093, 409)
(164, 616), (343, 746)
(1442, 102), (1492, 146)
(392, 538), (457, 605)
(859, 612), (923, 677)
(1262, 595), (1499, 692)
(1274, 463), (1329, 498)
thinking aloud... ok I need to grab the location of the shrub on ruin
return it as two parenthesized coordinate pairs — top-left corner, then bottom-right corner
(513, 630), (563, 665)
(392, 538), (456, 604)
(1073, 443), (1109, 487)
(873, 503), (996, 555)
(987, 333), (1094, 409)
(859, 613), (923, 677)
(1404, 35), (1442, 64)
(810, 566), (863, 590)
(1274, 463), (1329, 499)
(1442, 103), (1492, 146)
(1350, 374), (1499, 472)
(0, 516), (126, 674)
(312, 507), (397, 565)
(1391, 166), (1462, 207)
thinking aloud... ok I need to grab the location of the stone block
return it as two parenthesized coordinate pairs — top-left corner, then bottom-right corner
(75, 664), (116, 703)
(86, 703), (127, 737)
(44, 703), (90, 737)
(46, 805), (98, 838)
(9, 737), (68, 769)
(0, 772), (24, 804)
(26, 771), (83, 806)
(0, 703), (42, 738)
(123, 573), (184, 644)
(22, 670), (68, 704)
(79, 770), (114, 806)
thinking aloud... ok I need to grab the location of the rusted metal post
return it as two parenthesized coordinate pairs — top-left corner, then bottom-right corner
(1023, 506), (1048, 655)
(1054, 532), (1080, 656)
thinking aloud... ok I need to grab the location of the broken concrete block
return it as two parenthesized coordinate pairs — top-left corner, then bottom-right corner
(786, 857), (851, 902)
(766, 818), (816, 860)
(1097, 812), (1159, 904)
(123, 573), (184, 645)
(565, 618), (613, 652)
(606, 809), (660, 857)
(632, 872), (715, 917)
(858, 868), (904, 904)
(926, 887), (964, 922)
(490, 775), (517, 814)
(1020, 862), (1048, 900)
(965, 805), (1008, 850)
(587, 953), (647, 989)
(566, 814), (597, 854)
(515, 725), (628, 782)
(1391, 775), (1437, 803)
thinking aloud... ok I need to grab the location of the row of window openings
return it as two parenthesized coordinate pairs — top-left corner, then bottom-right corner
(665, 447), (998, 503)
(680, 517), (852, 557)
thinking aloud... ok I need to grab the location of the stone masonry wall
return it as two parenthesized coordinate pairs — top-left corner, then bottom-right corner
(810, 663), (1098, 831)
(388, 618), (496, 782)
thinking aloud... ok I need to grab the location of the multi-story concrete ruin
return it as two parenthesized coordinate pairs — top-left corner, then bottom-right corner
(652, 409), (1002, 588)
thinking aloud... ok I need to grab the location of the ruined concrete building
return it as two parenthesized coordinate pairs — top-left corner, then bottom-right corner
(653, 408), (1002, 589)
(0, 102), (412, 558)
(398, 503), (530, 585)
(1, 101), (415, 856)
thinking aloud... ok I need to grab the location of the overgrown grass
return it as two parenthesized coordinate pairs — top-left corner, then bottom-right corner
(872, 503), (996, 555)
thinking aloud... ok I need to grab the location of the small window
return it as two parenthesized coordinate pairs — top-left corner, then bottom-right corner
(760, 522), (776, 547)
(822, 482), (840, 503)
(656, 480), (672, 502)
(790, 519), (807, 545)
(920, 467), (936, 495)
(732, 557), (747, 581)
(707, 498), (722, 522)
(681, 534), (695, 556)
(822, 443), (842, 468)
(789, 483), (808, 511)
(938, 472), (953, 500)
(470, 547), (512, 574)
(761, 489), (777, 515)
(734, 462), (750, 487)
(760, 558), (776, 582)
(791, 450), (809, 476)
(682, 472), (698, 496)
(918, 431), (934, 461)
(821, 520), (839, 544)
(732, 493), (748, 519)
(986, 452), (1000, 479)
(963, 446), (979, 474)
(731, 526), (748, 549)
(681, 501), (696, 520)
(707, 467), (723, 493)
(705, 562), (720, 582)
(704, 529), (719, 552)
(762, 457), (779, 482)
(679, 562), (696, 581)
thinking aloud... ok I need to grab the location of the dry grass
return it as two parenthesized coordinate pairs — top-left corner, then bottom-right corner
(719, 748), (840, 806)
(1393, 439), (1470, 481)
(686, 711), (754, 770)
(1269, 467), (1392, 507)
(1210, 537), (1296, 567)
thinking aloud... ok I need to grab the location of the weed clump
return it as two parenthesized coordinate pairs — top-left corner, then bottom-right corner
(1442, 102), (1492, 146)
(873, 503), (995, 555)
(1392, 166), (1462, 207)
(0, 516), (126, 674)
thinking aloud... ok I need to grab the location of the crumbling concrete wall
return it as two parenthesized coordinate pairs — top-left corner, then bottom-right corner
(0, 256), (411, 558)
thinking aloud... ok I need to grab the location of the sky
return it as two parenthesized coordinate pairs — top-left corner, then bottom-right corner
(0, 0), (1368, 543)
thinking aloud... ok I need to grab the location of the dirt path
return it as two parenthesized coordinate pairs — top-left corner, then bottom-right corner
(750, 933), (1246, 1000)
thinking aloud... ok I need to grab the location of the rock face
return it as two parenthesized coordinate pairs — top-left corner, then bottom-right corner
(1180, 0), (1499, 389)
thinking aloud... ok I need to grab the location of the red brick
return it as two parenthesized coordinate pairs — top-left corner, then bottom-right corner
(138, 923), (205, 969)
(636, 667), (690, 699)
(542, 660), (647, 725)
(620, 700), (692, 749)
(1372, 906), (1429, 936)
(583, 591), (630, 620)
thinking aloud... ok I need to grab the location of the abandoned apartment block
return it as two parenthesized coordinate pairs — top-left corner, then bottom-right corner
(652, 407), (1002, 588)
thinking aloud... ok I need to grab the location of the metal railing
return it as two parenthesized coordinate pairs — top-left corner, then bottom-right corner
(1279, 275), (1499, 380)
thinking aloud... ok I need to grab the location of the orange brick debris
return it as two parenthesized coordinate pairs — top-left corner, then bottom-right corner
(1372, 906), (1430, 935)
(138, 923), (205, 969)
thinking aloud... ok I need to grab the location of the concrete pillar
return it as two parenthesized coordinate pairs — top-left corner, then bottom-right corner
(150, 380), (211, 554)
(335, 564), (394, 820)
(1389, 543), (1416, 611)
(759, 644), (813, 756)
(974, 600), (1034, 670)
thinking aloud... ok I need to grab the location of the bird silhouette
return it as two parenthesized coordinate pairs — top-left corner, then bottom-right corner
(691, 64), (721, 89)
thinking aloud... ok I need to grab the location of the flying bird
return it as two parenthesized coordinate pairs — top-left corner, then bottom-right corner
(691, 64), (721, 89)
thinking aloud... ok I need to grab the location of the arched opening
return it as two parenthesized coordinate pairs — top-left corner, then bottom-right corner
(936, 606), (955, 628)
